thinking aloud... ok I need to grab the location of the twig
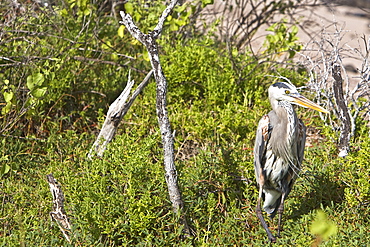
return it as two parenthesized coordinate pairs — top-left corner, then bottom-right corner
(46, 174), (72, 243)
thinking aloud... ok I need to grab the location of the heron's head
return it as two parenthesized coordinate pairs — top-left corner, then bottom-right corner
(268, 82), (329, 113)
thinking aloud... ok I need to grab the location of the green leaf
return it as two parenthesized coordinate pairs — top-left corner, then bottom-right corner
(310, 210), (337, 240)
(142, 50), (150, 62)
(3, 91), (14, 103)
(1, 103), (12, 115)
(31, 87), (47, 98)
(1, 163), (11, 176)
(134, 11), (141, 22)
(111, 53), (118, 61)
(83, 8), (91, 16)
(101, 41), (113, 50)
(291, 25), (298, 35)
(175, 4), (187, 13)
(26, 73), (44, 91)
(202, 0), (214, 8)
(118, 25), (125, 38)
(170, 22), (179, 31)
(59, 8), (68, 17)
(125, 2), (134, 15)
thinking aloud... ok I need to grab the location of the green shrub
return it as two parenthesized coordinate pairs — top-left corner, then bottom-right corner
(0, 3), (148, 136)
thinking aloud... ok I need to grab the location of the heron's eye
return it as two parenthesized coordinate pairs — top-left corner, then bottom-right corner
(285, 90), (290, 94)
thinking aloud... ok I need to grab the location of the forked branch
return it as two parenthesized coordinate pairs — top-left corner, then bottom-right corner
(119, 0), (190, 236)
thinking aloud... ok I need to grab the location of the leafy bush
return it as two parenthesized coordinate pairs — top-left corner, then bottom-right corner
(0, 1), (149, 136)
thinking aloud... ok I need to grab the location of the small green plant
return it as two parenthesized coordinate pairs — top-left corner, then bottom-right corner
(310, 210), (338, 241)
(263, 20), (302, 59)
(0, 155), (10, 177)
(1, 79), (15, 115)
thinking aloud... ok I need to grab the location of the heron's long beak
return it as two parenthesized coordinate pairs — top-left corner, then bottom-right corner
(290, 94), (329, 114)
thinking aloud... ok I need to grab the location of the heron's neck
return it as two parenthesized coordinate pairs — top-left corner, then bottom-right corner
(276, 101), (298, 137)
(269, 101), (299, 164)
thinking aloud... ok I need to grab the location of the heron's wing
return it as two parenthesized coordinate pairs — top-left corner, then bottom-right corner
(253, 114), (272, 184)
(297, 119), (306, 164)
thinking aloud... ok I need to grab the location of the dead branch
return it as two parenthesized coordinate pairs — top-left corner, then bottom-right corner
(298, 22), (370, 157)
(46, 173), (72, 243)
(332, 63), (351, 157)
(88, 70), (153, 158)
(119, 0), (191, 236)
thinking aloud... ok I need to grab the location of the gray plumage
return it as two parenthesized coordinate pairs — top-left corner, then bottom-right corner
(253, 82), (328, 242)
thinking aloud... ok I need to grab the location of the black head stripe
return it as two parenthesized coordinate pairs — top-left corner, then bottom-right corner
(272, 82), (291, 89)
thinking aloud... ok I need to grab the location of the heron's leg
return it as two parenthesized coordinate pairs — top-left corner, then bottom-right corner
(277, 193), (286, 237)
(256, 186), (276, 243)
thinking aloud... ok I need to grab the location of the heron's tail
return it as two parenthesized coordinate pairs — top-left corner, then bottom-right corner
(262, 189), (282, 219)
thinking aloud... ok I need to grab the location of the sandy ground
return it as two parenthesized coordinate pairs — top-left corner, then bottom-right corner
(201, 1), (370, 85)
(296, 4), (369, 80)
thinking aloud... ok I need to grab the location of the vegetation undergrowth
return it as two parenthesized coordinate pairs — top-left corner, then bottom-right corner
(1, 1), (369, 246)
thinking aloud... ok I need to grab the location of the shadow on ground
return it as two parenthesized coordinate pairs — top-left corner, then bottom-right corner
(290, 173), (345, 219)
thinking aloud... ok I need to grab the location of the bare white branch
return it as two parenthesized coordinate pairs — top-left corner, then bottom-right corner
(119, 1), (190, 236)
(89, 70), (153, 158)
(46, 174), (72, 243)
(152, 0), (179, 39)
(298, 23), (370, 157)
(119, 12), (146, 45)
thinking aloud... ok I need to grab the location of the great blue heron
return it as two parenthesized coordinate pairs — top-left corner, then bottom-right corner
(254, 81), (329, 242)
